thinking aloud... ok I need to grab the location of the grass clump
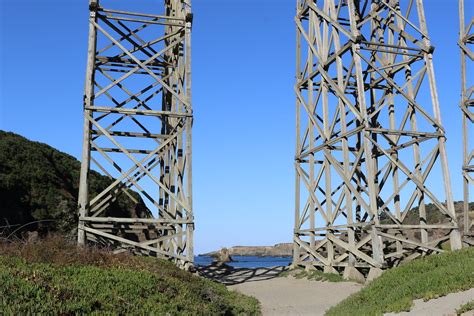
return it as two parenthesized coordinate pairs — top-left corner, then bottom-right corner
(326, 247), (474, 316)
(457, 300), (474, 315)
(0, 236), (261, 315)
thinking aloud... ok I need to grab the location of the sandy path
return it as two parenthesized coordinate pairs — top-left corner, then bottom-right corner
(229, 275), (362, 316)
(198, 265), (361, 315)
(199, 265), (473, 315)
(385, 288), (474, 316)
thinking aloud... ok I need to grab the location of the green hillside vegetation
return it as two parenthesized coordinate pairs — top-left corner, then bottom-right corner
(0, 236), (260, 315)
(400, 201), (473, 225)
(0, 131), (150, 237)
(380, 201), (474, 226)
(380, 202), (473, 247)
(326, 247), (474, 316)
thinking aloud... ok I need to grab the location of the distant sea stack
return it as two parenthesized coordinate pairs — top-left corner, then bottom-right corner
(203, 243), (293, 258)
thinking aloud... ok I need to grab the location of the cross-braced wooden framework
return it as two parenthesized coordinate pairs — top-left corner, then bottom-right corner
(78, 0), (194, 268)
(460, 0), (474, 245)
(294, 0), (462, 278)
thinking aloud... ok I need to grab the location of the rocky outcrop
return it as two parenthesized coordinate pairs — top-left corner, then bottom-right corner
(203, 243), (293, 258)
(214, 247), (233, 265)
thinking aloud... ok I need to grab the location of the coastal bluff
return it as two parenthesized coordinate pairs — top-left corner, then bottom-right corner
(202, 243), (293, 257)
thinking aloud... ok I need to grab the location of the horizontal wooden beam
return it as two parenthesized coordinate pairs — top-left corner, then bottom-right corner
(87, 106), (191, 117)
(81, 216), (192, 224)
(91, 130), (170, 139)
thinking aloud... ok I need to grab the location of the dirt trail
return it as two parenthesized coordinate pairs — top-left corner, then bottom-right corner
(198, 265), (361, 315)
(228, 272), (362, 316)
(200, 265), (474, 315)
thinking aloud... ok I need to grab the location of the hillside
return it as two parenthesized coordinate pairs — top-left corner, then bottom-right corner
(326, 247), (474, 315)
(399, 201), (473, 230)
(0, 236), (260, 314)
(380, 201), (474, 242)
(0, 131), (150, 237)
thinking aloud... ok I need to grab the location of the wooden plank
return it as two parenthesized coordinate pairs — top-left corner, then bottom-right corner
(78, 0), (99, 246)
(81, 216), (192, 224)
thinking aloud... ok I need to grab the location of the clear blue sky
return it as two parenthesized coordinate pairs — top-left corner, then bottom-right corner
(0, 0), (471, 253)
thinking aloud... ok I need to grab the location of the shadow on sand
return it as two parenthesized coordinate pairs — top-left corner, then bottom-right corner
(197, 264), (289, 285)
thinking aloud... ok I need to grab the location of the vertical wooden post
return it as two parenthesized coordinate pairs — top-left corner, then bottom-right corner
(459, 0), (473, 244)
(293, 0), (302, 267)
(416, 0), (462, 250)
(185, 0), (194, 266)
(78, 0), (99, 246)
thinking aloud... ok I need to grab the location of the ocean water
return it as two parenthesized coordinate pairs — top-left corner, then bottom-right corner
(194, 255), (292, 268)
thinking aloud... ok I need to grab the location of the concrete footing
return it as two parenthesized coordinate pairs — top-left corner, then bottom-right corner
(323, 265), (338, 274)
(343, 266), (365, 283)
(366, 267), (383, 283)
(304, 264), (316, 272)
(289, 263), (299, 270)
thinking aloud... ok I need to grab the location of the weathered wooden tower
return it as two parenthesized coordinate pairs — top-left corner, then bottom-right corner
(460, 0), (473, 245)
(78, 0), (194, 268)
(294, 0), (462, 279)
